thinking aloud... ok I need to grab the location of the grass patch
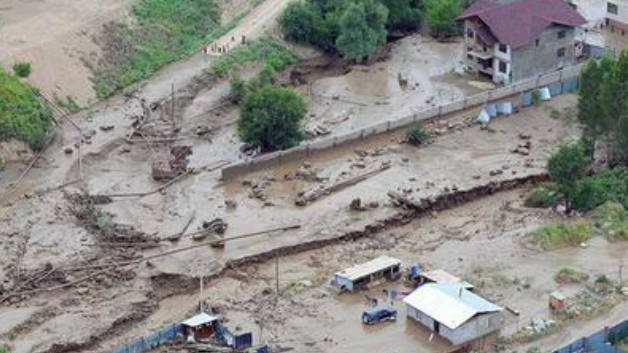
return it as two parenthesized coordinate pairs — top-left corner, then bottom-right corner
(555, 267), (590, 284)
(0, 68), (52, 150)
(406, 125), (434, 146)
(525, 222), (594, 251)
(593, 202), (628, 240)
(210, 37), (300, 76)
(524, 185), (561, 208)
(92, 0), (241, 99)
(54, 94), (81, 114)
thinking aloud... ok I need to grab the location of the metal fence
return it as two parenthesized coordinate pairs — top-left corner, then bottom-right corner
(106, 323), (183, 353)
(552, 320), (628, 353)
(221, 64), (585, 180)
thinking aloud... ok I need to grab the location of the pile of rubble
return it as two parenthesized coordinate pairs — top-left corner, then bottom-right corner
(152, 145), (193, 181)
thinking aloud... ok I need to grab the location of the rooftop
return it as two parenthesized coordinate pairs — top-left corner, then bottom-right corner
(181, 313), (219, 327)
(458, 0), (587, 49)
(403, 283), (503, 330)
(335, 255), (401, 282)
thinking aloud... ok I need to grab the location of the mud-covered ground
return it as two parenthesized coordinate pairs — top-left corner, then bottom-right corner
(0, 89), (582, 353)
(86, 187), (628, 353)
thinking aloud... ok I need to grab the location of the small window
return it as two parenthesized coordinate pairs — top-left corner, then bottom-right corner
(467, 28), (475, 38)
(557, 47), (566, 58)
(536, 39), (541, 47)
(608, 2), (619, 15)
(499, 44), (507, 53)
(467, 54), (474, 60)
(558, 30), (566, 39)
(499, 61), (507, 73)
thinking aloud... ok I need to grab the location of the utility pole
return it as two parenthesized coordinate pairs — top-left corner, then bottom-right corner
(199, 275), (204, 312)
(275, 250), (280, 297)
(171, 83), (176, 129)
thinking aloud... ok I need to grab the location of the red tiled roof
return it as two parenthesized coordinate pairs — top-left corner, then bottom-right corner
(457, 0), (587, 49)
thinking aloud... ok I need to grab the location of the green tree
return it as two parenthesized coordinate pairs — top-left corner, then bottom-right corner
(336, 0), (388, 61)
(578, 58), (605, 156)
(547, 142), (589, 213)
(237, 87), (308, 152)
(279, 2), (323, 44)
(425, 0), (461, 39)
(381, 0), (423, 30)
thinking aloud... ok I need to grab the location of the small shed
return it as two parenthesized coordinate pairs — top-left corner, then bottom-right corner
(419, 269), (475, 291)
(549, 291), (566, 311)
(333, 256), (401, 292)
(181, 313), (219, 341)
(404, 283), (503, 346)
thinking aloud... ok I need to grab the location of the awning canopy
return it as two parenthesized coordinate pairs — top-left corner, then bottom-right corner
(335, 256), (401, 282)
(182, 313), (219, 327)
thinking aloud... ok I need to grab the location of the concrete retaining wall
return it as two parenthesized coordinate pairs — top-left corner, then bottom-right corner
(222, 64), (584, 180)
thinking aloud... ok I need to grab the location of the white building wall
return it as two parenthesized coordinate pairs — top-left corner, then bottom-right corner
(608, 0), (628, 26)
(406, 305), (502, 346)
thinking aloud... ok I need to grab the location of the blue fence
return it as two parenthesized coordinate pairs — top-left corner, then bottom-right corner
(552, 320), (628, 353)
(106, 324), (183, 353)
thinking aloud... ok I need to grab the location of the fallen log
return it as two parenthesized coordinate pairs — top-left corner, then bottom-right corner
(296, 164), (390, 206)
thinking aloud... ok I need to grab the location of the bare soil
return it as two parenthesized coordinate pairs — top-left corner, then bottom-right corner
(0, 2), (618, 352)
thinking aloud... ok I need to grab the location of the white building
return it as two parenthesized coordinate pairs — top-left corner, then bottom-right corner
(607, 0), (628, 34)
(403, 283), (503, 347)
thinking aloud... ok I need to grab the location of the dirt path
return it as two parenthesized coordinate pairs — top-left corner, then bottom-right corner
(209, 0), (297, 54)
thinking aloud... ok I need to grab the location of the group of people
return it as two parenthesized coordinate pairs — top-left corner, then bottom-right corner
(204, 35), (248, 55)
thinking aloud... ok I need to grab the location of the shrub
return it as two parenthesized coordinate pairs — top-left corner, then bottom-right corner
(555, 267), (590, 283)
(525, 222), (594, 251)
(0, 68), (52, 150)
(229, 74), (248, 104)
(237, 86), (308, 152)
(594, 274), (612, 285)
(406, 125), (433, 146)
(13, 62), (32, 78)
(211, 38), (300, 76)
(572, 168), (628, 212)
(592, 202), (628, 240)
(547, 142), (588, 212)
(524, 185), (562, 208)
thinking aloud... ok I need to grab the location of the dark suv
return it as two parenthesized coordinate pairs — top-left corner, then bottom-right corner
(361, 306), (397, 325)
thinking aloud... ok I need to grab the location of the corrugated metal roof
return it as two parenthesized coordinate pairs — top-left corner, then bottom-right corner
(421, 269), (474, 290)
(182, 313), (218, 327)
(335, 256), (401, 282)
(403, 283), (502, 330)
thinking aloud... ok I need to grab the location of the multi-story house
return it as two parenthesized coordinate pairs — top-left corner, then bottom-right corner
(457, 0), (587, 84)
(607, 0), (628, 35)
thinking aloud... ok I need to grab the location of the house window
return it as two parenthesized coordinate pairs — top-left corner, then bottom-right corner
(557, 47), (566, 58)
(467, 28), (475, 38)
(467, 54), (474, 60)
(536, 39), (540, 47)
(608, 2), (619, 15)
(498, 44), (507, 53)
(499, 61), (507, 73)
(558, 30), (566, 39)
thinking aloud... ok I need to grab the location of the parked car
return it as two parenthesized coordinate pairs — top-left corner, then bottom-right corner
(361, 305), (397, 325)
